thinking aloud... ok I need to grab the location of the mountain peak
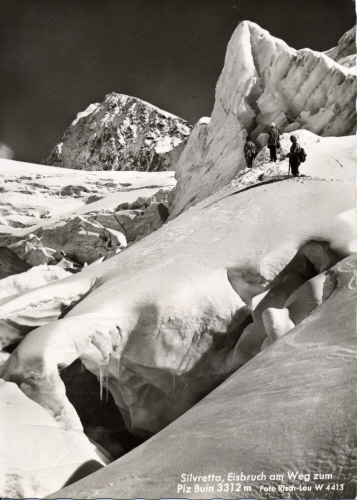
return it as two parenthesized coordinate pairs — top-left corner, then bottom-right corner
(42, 94), (192, 171)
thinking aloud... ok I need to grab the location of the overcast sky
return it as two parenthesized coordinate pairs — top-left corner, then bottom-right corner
(1, 0), (355, 163)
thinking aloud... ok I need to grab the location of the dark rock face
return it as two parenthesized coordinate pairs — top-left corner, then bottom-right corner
(42, 93), (192, 172)
(0, 247), (31, 279)
(7, 216), (127, 266)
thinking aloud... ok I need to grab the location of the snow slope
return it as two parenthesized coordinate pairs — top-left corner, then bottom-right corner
(0, 265), (71, 300)
(168, 130), (355, 221)
(0, 159), (176, 264)
(0, 176), (354, 437)
(169, 22), (356, 218)
(42, 93), (192, 171)
(258, 130), (355, 182)
(49, 254), (356, 500)
(0, 158), (175, 234)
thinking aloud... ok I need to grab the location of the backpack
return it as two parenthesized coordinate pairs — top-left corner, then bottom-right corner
(299, 148), (307, 162)
(244, 142), (257, 159)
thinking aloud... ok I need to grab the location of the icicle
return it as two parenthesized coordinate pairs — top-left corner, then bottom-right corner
(105, 364), (109, 402)
(81, 359), (84, 372)
(99, 365), (103, 401)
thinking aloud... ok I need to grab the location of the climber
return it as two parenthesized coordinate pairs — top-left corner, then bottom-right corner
(286, 135), (301, 177)
(243, 136), (258, 169)
(267, 123), (280, 162)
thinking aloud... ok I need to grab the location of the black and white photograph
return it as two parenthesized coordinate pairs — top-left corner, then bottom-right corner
(0, 1), (356, 498)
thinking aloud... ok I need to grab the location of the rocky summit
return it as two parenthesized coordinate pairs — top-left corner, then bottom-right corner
(42, 93), (192, 172)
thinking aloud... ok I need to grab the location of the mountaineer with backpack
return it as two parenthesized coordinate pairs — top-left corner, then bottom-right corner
(244, 136), (258, 168)
(286, 135), (307, 177)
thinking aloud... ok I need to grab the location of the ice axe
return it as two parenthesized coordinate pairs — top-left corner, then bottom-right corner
(284, 151), (290, 178)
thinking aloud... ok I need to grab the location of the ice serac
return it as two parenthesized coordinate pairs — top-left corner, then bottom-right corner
(325, 25), (356, 68)
(42, 93), (192, 171)
(0, 178), (354, 437)
(0, 379), (107, 499)
(48, 254), (357, 500)
(169, 22), (356, 218)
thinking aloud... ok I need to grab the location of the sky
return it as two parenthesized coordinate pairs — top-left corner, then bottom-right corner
(1, 0), (355, 163)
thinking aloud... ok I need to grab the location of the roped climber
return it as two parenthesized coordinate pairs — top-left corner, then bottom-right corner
(243, 135), (258, 169)
(286, 135), (301, 177)
(267, 123), (280, 162)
